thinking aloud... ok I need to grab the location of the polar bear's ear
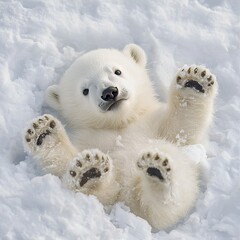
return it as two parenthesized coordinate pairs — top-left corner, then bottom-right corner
(45, 85), (61, 110)
(123, 44), (147, 67)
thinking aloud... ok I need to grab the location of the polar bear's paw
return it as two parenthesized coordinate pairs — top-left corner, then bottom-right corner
(176, 65), (216, 95)
(137, 151), (172, 183)
(24, 114), (61, 153)
(64, 149), (111, 190)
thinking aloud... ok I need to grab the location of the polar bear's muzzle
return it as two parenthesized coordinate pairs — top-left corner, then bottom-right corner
(99, 87), (128, 112)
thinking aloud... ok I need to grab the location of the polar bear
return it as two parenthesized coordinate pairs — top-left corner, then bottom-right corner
(23, 44), (217, 230)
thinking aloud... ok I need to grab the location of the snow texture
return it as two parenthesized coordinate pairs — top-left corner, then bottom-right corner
(0, 0), (240, 239)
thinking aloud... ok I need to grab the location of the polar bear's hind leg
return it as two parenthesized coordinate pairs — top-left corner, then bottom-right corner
(133, 148), (199, 229)
(63, 149), (119, 205)
(64, 149), (111, 188)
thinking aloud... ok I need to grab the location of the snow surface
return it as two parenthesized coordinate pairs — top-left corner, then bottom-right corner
(0, 0), (240, 239)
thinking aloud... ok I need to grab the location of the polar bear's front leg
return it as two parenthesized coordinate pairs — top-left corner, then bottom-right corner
(24, 114), (78, 177)
(159, 65), (218, 145)
(63, 149), (119, 205)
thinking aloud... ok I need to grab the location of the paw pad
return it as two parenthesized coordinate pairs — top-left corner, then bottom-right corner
(147, 167), (164, 180)
(66, 150), (111, 189)
(184, 80), (205, 93)
(176, 65), (217, 95)
(137, 151), (172, 183)
(24, 114), (59, 150)
(80, 168), (101, 187)
(36, 130), (51, 146)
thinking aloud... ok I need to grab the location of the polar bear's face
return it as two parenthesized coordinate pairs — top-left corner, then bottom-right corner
(45, 44), (156, 129)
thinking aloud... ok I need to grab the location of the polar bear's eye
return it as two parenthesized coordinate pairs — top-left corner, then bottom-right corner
(83, 89), (89, 96)
(114, 70), (121, 75)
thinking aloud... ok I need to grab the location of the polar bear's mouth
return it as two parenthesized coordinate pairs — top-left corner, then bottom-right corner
(99, 98), (127, 112)
(108, 99), (126, 111)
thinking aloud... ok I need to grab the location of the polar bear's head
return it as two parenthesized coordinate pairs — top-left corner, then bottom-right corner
(45, 44), (157, 129)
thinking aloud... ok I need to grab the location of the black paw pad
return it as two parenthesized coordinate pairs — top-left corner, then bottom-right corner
(184, 80), (205, 93)
(36, 130), (51, 146)
(147, 167), (164, 181)
(80, 168), (101, 187)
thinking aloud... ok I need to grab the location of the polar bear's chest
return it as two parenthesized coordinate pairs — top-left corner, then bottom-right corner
(69, 121), (156, 153)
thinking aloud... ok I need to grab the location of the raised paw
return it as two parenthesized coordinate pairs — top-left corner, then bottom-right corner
(175, 65), (217, 95)
(137, 151), (172, 183)
(24, 114), (59, 152)
(64, 149), (112, 190)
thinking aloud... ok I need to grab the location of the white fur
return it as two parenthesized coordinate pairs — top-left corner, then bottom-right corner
(24, 44), (217, 230)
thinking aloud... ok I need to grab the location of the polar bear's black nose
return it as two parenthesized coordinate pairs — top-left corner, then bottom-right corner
(101, 87), (118, 101)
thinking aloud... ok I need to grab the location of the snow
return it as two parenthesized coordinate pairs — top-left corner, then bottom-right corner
(0, 0), (239, 239)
